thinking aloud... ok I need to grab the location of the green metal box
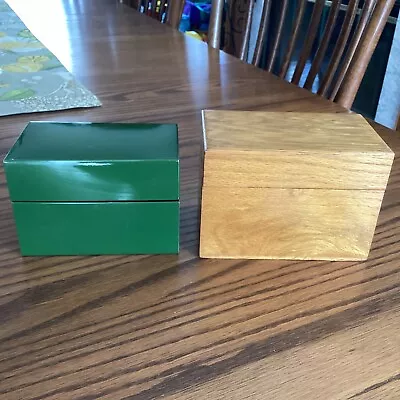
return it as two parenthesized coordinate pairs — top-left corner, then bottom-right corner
(3, 122), (180, 256)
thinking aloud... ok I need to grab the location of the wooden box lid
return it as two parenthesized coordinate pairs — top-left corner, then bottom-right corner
(202, 111), (394, 190)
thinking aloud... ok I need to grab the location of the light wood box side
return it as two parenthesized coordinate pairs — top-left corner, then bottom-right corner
(202, 110), (394, 155)
(203, 150), (393, 190)
(199, 187), (385, 261)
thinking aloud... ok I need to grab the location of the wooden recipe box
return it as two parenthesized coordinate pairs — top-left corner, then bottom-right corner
(4, 122), (180, 256)
(200, 111), (394, 261)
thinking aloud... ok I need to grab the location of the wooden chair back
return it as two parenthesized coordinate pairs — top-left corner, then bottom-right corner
(210, 0), (396, 109)
(123, 0), (395, 110)
(124, 0), (183, 29)
(397, 111), (400, 131)
(166, 0), (185, 29)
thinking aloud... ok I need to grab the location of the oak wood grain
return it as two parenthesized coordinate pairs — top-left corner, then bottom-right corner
(200, 187), (384, 260)
(202, 111), (393, 153)
(201, 111), (394, 193)
(0, 1), (399, 399)
(203, 151), (393, 190)
(200, 111), (393, 260)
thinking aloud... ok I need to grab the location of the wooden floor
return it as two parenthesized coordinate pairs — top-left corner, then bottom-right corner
(0, 1), (399, 399)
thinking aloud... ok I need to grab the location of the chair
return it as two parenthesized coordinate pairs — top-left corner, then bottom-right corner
(166, 0), (185, 29)
(208, 0), (396, 109)
(124, 0), (395, 110)
(123, 0), (183, 28)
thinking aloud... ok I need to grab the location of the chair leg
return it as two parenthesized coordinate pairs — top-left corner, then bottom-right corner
(159, 0), (167, 22)
(209, 0), (224, 49)
(167, 0), (185, 30)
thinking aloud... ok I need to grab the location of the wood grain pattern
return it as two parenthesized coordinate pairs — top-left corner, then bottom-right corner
(0, 1), (399, 398)
(202, 111), (393, 153)
(200, 187), (384, 260)
(200, 111), (393, 260)
(203, 151), (393, 190)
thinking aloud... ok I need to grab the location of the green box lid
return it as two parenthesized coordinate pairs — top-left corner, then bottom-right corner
(4, 122), (179, 202)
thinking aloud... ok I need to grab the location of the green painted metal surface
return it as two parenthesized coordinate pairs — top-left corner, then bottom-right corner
(13, 201), (179, 256)
(4, 122), (179, 201)
(4, 122), (180, 255)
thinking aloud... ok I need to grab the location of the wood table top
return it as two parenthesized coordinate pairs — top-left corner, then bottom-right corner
(0, 1), (399, 398)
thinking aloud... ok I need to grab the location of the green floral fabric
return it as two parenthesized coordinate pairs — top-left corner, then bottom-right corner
(0, 1), (101, 116)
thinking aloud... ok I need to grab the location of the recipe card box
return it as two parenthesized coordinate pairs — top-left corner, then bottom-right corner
(4, 122), (180, 256)
(200, 111), (394, 261)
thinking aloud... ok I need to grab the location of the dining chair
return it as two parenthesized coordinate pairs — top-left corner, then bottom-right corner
(209, 0), (396, 110)
(123, 0), (183, 28)
(166, 0), (185, 29)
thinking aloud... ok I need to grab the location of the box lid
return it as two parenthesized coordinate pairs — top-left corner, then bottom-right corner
(202, 111), (394, 190)
(4, 122), (179, 201)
